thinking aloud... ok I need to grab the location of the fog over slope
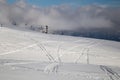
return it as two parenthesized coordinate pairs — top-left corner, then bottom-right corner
(0, 0), (120, 41)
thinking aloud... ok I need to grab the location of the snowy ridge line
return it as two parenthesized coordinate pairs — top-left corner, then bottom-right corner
(41, 41), (59, 43)
(0, 42), (30, 46)
(64, 51), (119, 59)
(100, 65), (120, 80)
(62, 41), (98, 53)
(0, 42), (34, 52)
(73, 39), (95, 43)
(12, 65), (43, 72)
(0, 44), (37, 56)
(3, 62), (40, 66)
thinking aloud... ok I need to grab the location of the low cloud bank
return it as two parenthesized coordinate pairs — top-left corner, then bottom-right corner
(0, 0), (120, 41)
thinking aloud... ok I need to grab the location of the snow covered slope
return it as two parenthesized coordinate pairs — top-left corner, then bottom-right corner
(0, 27), (120, 80)
(0, 27), (120, 67)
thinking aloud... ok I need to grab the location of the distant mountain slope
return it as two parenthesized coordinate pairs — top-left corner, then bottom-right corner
(53, 27), (120, 42)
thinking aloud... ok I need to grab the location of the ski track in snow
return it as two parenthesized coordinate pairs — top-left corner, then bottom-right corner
(100, 65), (120, 80)
(0, 27), (120, 80)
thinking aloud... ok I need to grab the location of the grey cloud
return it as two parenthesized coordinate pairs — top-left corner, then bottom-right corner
(0, 1), (120, 32)
(0, 0), (7, 3)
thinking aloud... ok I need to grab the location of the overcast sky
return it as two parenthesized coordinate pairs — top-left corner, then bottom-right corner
(0, 0), (120, 32)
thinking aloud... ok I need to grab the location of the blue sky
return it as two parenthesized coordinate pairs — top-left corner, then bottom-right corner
(7, 0), (120, 7)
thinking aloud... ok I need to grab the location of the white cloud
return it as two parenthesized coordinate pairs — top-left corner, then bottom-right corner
(0, 0), (7, 3)
(15, 0), (27, 8)
(0, 1), (119, 32)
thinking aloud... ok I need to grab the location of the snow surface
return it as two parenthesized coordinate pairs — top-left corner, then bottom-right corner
(0, 27), (120, 80)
